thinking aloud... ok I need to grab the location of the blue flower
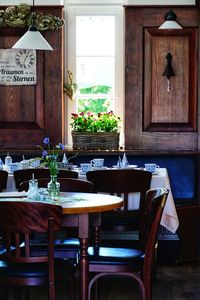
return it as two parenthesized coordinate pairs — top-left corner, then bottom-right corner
(43, 137), (50, 144)
(42, 150), (48, 157)
(58, 143), (65, 150)
(38, 137), (69, 176)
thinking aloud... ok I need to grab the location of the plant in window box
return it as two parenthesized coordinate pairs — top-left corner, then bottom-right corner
(71, 111), (121, 150)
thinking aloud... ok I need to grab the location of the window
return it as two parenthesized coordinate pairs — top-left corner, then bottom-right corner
(66, 5), (124, 146)
(76, 16), (115, 113)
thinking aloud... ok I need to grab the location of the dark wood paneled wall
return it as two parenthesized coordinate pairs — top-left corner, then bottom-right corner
(125, 6), (199, 150)
(0, 6), (64, 149)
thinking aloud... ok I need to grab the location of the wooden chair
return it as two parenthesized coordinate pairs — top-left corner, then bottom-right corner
(86, 169), (152, 246)
(0, 201), (74, 300)
(0, 170), (8, 192)
(14, 168), (78, 191)
(28, 178), (93, 263)
(88, 188), (169, 300)
(19, 177), (94, 193)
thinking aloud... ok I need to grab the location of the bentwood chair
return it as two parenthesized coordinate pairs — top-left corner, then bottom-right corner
(19, 177), (94, 193)
(88, 188), (169, 300)
(14, 168), (78, 191)
(0, 201), (74, 300)
(0, 170), (8, 191)
(86, 169), (152, 246)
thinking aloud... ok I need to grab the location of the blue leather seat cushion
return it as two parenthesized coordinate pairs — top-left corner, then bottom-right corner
(0, 259), (70, 278)
(88, 246), (144, 267)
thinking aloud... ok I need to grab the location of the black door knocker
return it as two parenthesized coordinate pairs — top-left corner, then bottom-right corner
(162, 52), (175, 93)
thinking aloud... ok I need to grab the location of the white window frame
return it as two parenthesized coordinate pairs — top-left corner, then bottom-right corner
(65, 4), (124, 147)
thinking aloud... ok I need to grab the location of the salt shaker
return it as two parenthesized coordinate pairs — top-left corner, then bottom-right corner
(121, 153), (129, 168)
(5, 153), (12, 166)
(62, 153), (69, 167)
(27, 179), (39, 200)
(116, 156), (122, 169)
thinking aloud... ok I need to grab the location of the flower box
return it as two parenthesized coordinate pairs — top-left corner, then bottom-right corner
(72, 131), (119, 150)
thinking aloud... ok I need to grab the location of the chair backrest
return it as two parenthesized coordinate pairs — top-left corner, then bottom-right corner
(19, 177), (94, 193)
(86, 169), (152, 212)
(0, 201), (62, 264)
(0, 170), (8, 192)
(14, 168), (78, 190)
(143, 188), (168, 273)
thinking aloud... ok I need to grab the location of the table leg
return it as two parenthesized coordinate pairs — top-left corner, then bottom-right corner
(79, 213), (89, 300)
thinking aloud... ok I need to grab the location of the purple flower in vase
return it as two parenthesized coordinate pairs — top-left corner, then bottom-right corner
(43, 137), (50, 144)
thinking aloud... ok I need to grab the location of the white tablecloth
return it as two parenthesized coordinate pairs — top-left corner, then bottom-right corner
(4, 168), (179, 233)
(149, 168), (179, 233)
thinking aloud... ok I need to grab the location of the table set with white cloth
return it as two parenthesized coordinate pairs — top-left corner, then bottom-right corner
(3, 167), (179, 233)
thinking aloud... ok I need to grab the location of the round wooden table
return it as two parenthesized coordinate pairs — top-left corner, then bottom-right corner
(60, 192), (124, 300)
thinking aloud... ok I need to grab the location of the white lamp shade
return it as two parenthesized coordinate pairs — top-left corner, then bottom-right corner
(12, 29), (53, 51)
(158, 20), (183, 30)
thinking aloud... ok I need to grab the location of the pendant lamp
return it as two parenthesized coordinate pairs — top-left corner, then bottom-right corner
(12, 0), (53, 51)
(158, 9), (183, 30)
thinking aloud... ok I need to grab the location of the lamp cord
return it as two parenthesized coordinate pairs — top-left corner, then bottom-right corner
(32, 0), (35, 27)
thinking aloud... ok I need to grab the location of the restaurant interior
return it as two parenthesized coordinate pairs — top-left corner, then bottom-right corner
(0, 0), (200, 299)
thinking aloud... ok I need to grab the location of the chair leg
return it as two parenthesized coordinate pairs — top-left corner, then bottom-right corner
(23, 287), (31, 300)
(94, 280), (99, 300)
(143, 278), (152, 300)
(0, 286), (8, 300)
(49, 282), (56, 300)
(68, 271), (76, 300)
(13, 287), (24, 300)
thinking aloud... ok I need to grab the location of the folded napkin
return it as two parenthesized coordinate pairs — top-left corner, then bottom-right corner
(0, 191), (27, 198)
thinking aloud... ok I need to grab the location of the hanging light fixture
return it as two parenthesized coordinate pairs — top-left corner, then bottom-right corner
(158, 9), (183, 30)
(12, 0), (53, 51)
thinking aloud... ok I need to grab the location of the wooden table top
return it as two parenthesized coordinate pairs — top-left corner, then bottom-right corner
(60, 192), (124, 214)
(0, 192), (124, 215)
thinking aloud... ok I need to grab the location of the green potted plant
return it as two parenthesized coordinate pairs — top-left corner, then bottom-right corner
(71, 111), (121, 150)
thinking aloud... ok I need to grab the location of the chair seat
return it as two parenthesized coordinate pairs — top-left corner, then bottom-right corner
(30, 238), (80, 260)
(55, 238), (80, 248)
(88, 246), (144, 267)
(0, 259), (71, 279)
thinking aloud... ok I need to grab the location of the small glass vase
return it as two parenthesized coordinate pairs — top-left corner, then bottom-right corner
(47, 175), (60, 201)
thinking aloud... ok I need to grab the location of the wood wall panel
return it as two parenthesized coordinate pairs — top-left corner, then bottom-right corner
(151, 36), (189, 123)
(0, 5), (63, 149)
(125, 6), (199, 150)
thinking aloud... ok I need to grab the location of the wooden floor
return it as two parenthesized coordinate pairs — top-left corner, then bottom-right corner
(6, 261), (200, 300)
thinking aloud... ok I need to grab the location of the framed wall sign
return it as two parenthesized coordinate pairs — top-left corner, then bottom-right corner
(0, 49), (37, 85)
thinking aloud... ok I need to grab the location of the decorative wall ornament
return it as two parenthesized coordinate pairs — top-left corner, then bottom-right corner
(64, 71), (78, 101)
(0, 3), (64, 30)
(162, 52), (175, 93)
